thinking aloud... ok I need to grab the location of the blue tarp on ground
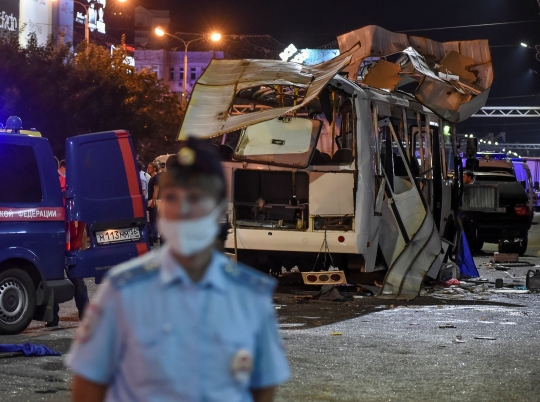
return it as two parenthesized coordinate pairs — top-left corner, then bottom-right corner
(457, 231), (480, 278)
(0, 343), (61, 357)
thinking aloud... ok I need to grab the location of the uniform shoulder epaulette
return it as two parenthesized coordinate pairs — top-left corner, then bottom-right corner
(222, 259), (277, 294)
(108, 251), (161, 288)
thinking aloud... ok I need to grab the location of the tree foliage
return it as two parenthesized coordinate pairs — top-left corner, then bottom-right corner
(0, 33), (182, 161)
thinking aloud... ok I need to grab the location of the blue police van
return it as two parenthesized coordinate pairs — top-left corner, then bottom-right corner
(0, 117), (149, 335)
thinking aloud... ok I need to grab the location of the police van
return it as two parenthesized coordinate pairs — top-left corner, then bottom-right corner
(0, 117), (149, 334)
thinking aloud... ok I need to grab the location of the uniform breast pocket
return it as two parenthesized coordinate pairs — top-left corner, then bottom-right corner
(130, 327), (176, 385)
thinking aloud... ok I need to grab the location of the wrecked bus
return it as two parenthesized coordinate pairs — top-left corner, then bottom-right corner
(178, 26), (493, 300)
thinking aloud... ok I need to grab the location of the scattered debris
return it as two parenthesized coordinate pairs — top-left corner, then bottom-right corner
(314, 285), (351, 302)
(526, 269), (540, 290)
(279, 323), (305, 328)
(489, 289), (530, 294)
(439, 325), (457, 329)
(331, 331), (343, 336)
(452, 335), (465, 343)
(474, 336), (497, 340)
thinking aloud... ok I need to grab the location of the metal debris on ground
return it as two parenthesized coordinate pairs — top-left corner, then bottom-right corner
(331, 331), (343, 336)
(452, 335), (465, 343)
(474, 336), (497, 340)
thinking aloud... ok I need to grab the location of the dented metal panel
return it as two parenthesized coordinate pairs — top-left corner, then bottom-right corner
(178, 45), (359, 139)
(379, 212), (442, 300)
(377, 122), (443, 300)
(309, 173), (355, 216)
(337, 25), (493, 123)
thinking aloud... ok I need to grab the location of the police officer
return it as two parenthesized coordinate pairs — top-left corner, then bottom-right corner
(67, 137), (290, 402)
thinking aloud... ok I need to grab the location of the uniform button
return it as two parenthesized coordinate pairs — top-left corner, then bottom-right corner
(163, 323), (172, 333)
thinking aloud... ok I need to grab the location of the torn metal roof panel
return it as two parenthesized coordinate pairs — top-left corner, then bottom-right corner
(337, 25), (493, 122)
(178, 45), (359, 139)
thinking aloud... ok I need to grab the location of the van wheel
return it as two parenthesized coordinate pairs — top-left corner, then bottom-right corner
(519, 236), (528, 256)
(0, 269), (36, 335)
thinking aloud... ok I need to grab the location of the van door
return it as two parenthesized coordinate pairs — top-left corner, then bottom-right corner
(65, 130), (149, 282)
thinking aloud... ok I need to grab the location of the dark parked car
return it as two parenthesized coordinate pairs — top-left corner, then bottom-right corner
(461, 172), (532, 255)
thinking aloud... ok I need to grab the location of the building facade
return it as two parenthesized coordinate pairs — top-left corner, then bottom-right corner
(134, 6), (169, 45)
(0, 0), (81, 46)
(134, 49), (224, 99)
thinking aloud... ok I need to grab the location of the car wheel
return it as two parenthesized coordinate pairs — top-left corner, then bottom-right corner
(0, 269), (36, 335)
(469, 238), (484, 252)
(519, 236), (528, 256)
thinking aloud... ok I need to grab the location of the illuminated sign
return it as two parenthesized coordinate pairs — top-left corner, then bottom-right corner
(111, 44), (135, 67)
(75, 0), (106, 34)
(0, 0), (19, 32)
(280, 44), (340, 65)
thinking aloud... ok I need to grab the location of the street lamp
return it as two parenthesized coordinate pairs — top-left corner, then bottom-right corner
(155, 27), (221, 107)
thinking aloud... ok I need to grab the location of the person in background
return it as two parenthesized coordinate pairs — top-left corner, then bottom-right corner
(46, 160), (89, 328)
(147, 162), (160, 246)
(68, 138), (289, 402)
(463, 170), (475, 185)
(138, 161), (148, 201)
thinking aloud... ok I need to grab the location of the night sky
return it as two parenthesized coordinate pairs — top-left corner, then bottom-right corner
(162, 0), (540, 141)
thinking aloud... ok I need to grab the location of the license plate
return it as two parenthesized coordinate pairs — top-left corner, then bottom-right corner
(487, 207), (506, 213)
(96, 227), (140, 245)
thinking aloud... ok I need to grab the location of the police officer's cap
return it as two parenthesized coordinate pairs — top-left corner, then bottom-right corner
(166, 137), (225, 184)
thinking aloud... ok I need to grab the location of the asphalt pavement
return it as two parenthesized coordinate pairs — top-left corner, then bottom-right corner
(1, 217), (540, 401)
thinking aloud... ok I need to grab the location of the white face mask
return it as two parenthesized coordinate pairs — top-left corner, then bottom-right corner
(158, 206), (222, 256)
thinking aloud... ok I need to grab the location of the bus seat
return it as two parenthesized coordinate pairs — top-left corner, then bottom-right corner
(321, 153), (332, 164)
(311, 149), (325, 165)
(219, 144), (234, 161)
(331, 148), (353, 165)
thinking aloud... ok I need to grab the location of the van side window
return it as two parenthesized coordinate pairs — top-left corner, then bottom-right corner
(0, 144), (43, 203)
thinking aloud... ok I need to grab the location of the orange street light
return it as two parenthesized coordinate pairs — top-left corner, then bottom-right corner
(155, 27), (165, 37)
(154, 27), (222, 107)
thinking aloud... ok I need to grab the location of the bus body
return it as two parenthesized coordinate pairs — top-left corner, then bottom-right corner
(179, 25), (492, 299)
